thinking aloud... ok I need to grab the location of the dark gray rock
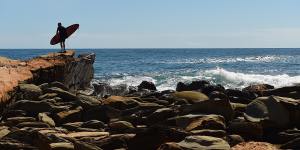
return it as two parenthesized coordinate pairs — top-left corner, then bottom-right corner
(138, 81), (157, 91)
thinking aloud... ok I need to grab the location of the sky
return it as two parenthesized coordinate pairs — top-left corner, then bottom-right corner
(1, 0), (300, 48)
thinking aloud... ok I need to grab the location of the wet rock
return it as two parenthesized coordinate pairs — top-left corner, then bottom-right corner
(92, 82), (128, 97)
(226, 134), (244, 147)
(65, 137), (103, 150)
(138, 81), (157, 91)
(0, 139), (38, 150)
(232, 142), (278, 150)
(180, 98), (234, 120)
(18, 83), (42, 100)
(3, 109), (27, 118)
(262, 85), (300, 99)
(75, 94), (101, 109)
(173, 91), (209, 104)
(54, 107), (82, 124)
(190, 129), (226, 138)
(226, 89), (257, 103)
(103, 96), (139, 110)
(209, 91), (229, 101)
(94, 134), (135, 150)
(81, 120), (106, 129)
(82, 106), (112, 123)
(276, 128), (300, 143)
(16, 122), (51, 128)
(201, 84), (225, 96)
(4, 117), (36, 126)
(45, 87), (78, 101)
(49, 142), (74, 150)
(62, 122), (83, 131)
(109, 121), (134, 132)
(128, 126), (188, 150)
(243, 84), (274, 96)
(38, 113), (56, 127)
(244, 96), (299, 128)
(0, 126), (10, 139)
(38, 93), (58, 100)
(176, 80), (210, 92)
(168, 114), (226, 131)
(280, 137), (300, 149)
(67, 131), (109, 139)
(3, 129), (34, 145)
(12, 100), (55, 114)
(146, 108), (176, 125)
(159, 135), (230, 150)
(227, 121), (263, 140)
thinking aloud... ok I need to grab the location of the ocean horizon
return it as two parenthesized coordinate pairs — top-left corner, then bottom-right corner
(1, 48), (300, 90)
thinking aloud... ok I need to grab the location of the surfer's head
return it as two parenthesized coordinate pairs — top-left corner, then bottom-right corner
(58, 22), (62, 27)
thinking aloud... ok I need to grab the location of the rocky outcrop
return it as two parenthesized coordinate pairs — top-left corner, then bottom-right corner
(0, 50), (95, 109)
(1, 51), (300, 149)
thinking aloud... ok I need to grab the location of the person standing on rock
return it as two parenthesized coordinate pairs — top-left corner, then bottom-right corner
(56, 22), (67, 52)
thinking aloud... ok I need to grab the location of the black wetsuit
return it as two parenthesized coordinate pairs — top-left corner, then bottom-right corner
(57, 26), (67, 42)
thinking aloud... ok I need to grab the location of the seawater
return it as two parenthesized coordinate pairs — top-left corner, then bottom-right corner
(1, 48), (300, 90)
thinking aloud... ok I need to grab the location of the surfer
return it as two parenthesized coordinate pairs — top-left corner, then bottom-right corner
(56, 23), (67, 52)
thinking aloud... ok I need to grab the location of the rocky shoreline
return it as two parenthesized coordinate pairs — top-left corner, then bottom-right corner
(0, 51), (300, 149)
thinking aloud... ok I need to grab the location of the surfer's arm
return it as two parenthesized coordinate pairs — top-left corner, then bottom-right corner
(56, 28), (59, 34)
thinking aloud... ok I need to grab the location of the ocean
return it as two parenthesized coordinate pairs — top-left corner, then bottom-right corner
(1, 48), (300, 90)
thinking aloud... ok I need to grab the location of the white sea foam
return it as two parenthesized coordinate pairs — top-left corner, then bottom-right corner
(107, 75), (157, 87)
(95, 67), (300, 91)
(155, 55), (290, 64)
(200, 67), (300, 89)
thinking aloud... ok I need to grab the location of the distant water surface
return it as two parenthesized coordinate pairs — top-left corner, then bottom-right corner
(1, 48), (300, 90)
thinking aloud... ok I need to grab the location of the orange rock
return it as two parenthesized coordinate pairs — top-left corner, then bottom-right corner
(232, 142), (279, 150)
(0, 50), (75, 104)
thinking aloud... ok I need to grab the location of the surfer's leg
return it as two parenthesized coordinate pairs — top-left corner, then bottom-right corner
(62, 41), (66, 52)
(60, 42), (63, 52)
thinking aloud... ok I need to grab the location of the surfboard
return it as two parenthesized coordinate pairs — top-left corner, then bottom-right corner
(50, 24), (79, 45)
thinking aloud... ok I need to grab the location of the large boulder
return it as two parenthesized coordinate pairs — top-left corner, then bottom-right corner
(38, 113), (55, 127)
(82, 105), (117, 123)
(227, 121), (263, 140)
(167, 114), (226, 131)
(54, 107), (82, 124)
(45, 87), (78, 101)
(92, 82), (128, 97)
(158, 136), (230, 150)
(75, 94), (101, 109)
(94, 134), (135, 150)
(4, 117), (36, 126)
(138, 81), (157, 91)
(128, 126), (188, 150)
(191, 129), (226, 138)
(103, 96), (139, 110)
(12, 100), (55, 114)
(262, 85), (300, 99)
(109, 121), (134, 132)
(176, 80), (210, 91)
(281, 137), (300, 149)
(180, 98), (234, 121)
(242, 84), (274, 96)
(244, 96), (300, 128)
(172, 91), (209, 104)
(146, 108), (177, 125)
(18, 84), (42, 100)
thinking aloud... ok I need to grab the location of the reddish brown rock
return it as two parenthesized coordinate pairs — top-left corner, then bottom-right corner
(0, 50), (95, 108)
(232, 142), (279, 150)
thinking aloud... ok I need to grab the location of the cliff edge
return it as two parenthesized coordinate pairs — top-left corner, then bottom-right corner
(0, 50), (95, 105)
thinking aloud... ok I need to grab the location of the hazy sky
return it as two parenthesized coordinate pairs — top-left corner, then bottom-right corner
(1, 0), (300, 48)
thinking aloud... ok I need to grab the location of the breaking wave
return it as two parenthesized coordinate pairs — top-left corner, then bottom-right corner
(94, 67), (300, 91)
